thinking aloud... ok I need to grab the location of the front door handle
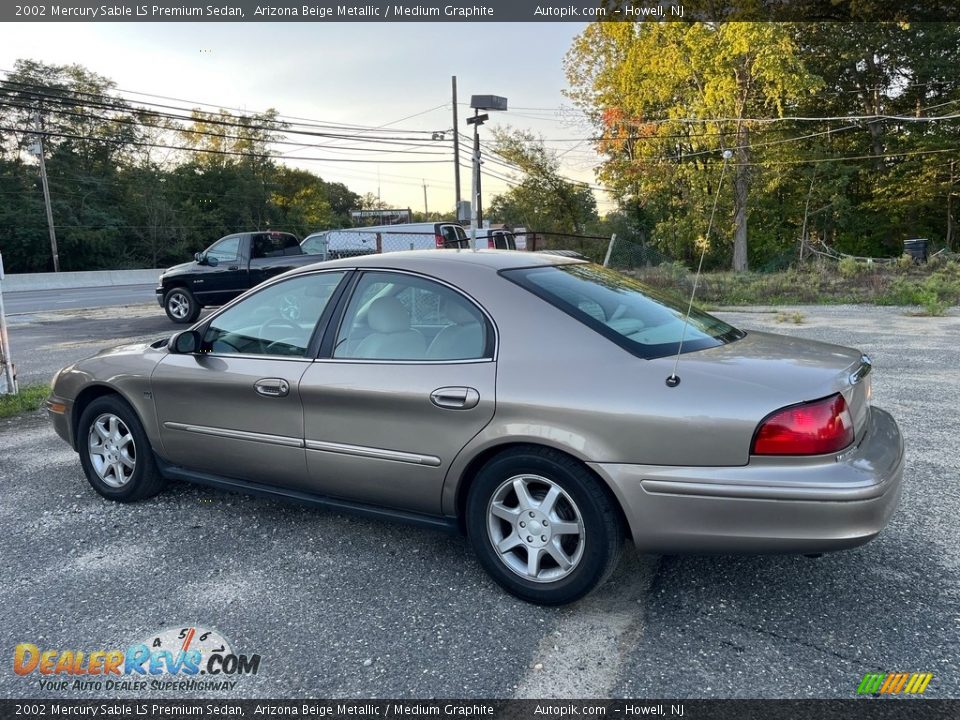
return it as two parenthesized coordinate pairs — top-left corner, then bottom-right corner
(255, 378), (290, 398)
(430, 386), (480, 410)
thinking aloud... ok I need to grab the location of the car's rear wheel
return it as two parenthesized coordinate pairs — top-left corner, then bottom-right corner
(77, 396), (166, 502)
(164, 287), (201, 324)
(466, 446), (624, 605)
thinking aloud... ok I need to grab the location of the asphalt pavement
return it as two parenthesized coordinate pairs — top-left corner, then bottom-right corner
(1, 283), (158, 314)
(0, 304), (957, 699)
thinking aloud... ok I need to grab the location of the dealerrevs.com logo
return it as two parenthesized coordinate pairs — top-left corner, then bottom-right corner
(13, 626), (261, 692)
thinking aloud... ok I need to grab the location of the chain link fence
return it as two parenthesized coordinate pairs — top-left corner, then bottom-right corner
(300, 227), (695, 300)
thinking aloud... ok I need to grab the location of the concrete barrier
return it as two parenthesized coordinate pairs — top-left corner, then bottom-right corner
(1, 268), (163, 292)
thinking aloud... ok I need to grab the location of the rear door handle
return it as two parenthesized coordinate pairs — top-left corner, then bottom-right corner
(255, 378), (290, 398)
(430, 386), (479, 410)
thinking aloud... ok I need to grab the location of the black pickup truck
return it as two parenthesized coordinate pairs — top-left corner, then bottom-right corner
(156, 231), (320, 323)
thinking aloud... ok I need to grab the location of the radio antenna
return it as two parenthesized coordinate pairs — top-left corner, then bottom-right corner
(666, 149), (733, 388)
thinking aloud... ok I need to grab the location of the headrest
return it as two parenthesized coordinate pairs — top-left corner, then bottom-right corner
(443, 297), (479, 325)
(367, 297), (410, 333)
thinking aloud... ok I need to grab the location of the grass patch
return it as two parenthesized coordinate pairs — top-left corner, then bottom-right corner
(628, 259), (960, 308)
(0, 384), (49, 419)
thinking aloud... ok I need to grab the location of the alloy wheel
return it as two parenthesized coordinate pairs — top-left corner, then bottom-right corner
(87, 413), (136, 488)
(486, 474), (585, 584)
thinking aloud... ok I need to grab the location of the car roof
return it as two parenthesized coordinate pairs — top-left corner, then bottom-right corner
(290, 249), (585, 275)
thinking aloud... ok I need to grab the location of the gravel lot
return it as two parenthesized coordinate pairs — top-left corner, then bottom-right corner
(1, 303), (957, 699)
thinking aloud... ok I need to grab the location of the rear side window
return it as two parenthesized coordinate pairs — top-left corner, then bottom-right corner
(253, 233), (300, 259)
(334, 272), (491, 361)
(503, 263), (743, 359)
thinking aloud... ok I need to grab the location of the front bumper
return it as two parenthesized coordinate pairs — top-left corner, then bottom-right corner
(46, 395), (75, 449)
(591, 406), (905, 554)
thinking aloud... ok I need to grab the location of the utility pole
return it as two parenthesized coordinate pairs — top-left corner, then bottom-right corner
(465, 95), (507, 249)
(466, 109), (488, 251)
(451, 76), (461, 213)
(422, 180), (429, 216)
(474, 113), (483, 228)
(32, 115), (60, 272)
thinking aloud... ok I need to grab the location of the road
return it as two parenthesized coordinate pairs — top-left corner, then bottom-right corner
(1, 283), (158, 314)
(1, 304), (957, 699)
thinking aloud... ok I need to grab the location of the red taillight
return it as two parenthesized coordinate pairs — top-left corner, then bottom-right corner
(752, 393), (854, 456)
(435, 234), (445, 248)
(488, 238), (495, 249)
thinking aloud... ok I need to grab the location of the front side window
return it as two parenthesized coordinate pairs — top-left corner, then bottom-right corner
(206, 236), (241, 262)
(203, 272), (346, 357)
(503, 263), (743, 359)
(334, 272), (490, 361)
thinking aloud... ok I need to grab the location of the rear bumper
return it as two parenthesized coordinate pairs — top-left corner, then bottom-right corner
(591, 406), (905, 554)
(155, 287), (165, 307)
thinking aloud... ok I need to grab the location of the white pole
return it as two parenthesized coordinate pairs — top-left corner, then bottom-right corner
(603, 233), (618, 267)
(470, 131), (480, 252)
(0, 252), (18, 395)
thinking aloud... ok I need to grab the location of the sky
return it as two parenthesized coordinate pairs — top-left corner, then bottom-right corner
(0, 21), (615, 215)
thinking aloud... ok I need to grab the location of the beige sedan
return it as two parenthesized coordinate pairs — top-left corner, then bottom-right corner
(47, 251), (904, 605)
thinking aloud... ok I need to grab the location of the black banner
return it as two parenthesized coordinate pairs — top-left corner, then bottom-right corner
(3, 1), (960, 23)
(2, 700), (959, 720)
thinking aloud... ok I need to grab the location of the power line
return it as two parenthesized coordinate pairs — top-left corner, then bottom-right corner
(0, 123), (453, 164)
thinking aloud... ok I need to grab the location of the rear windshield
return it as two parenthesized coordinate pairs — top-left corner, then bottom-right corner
(503, 263), (743, 359)
(440, 224), (469, 248)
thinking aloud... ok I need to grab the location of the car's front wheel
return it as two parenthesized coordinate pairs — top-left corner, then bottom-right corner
(77, 395), (166, 502)
(163, 287), (201, 324)
(466, 446), (624, 605)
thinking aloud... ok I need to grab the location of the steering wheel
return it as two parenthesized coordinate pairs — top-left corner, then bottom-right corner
(258, 318), (303, 355)
(279, 294), (302, 322)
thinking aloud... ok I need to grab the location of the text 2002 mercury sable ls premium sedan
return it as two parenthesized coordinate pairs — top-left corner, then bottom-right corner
(47, 251), (904, 605)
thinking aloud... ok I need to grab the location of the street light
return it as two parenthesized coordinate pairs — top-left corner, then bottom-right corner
(466, 94), (507, 250)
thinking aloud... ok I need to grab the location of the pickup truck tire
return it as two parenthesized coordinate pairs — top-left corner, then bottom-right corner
(164, 287), (201, 324)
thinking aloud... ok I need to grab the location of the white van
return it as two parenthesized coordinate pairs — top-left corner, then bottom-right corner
(473, 228), (518, 250)
(302, 222), (469, 258)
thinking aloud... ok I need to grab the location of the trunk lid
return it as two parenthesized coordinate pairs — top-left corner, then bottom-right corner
(671, 330), (871, 442)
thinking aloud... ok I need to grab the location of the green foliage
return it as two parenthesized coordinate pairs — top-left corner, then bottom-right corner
(677, 259), (960, 307)
(0, 384), (48, 419)
(485, 128), (598, 234)
(837, 256), (867, 277)
(565, 22), (960, 271)
(0, 60), (362, 272)
(882, 263), (960, 314)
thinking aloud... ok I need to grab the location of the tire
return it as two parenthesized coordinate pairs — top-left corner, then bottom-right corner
(77, 395), (166, 503)
(465, 446), (624, 605)
(164, 287), (201, 324)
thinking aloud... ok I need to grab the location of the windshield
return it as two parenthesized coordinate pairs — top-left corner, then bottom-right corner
(503, 263), (743, 359)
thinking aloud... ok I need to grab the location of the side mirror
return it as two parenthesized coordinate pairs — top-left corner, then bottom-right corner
(167, 330), (203, 354)
(206, 255), (219, 267)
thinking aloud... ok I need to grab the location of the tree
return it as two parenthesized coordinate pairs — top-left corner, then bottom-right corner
(565, 22), (820, 270)
(486, 128), (598, 234)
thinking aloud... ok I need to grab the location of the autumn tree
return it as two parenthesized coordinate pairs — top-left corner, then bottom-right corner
(565, 22), (819, 270)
